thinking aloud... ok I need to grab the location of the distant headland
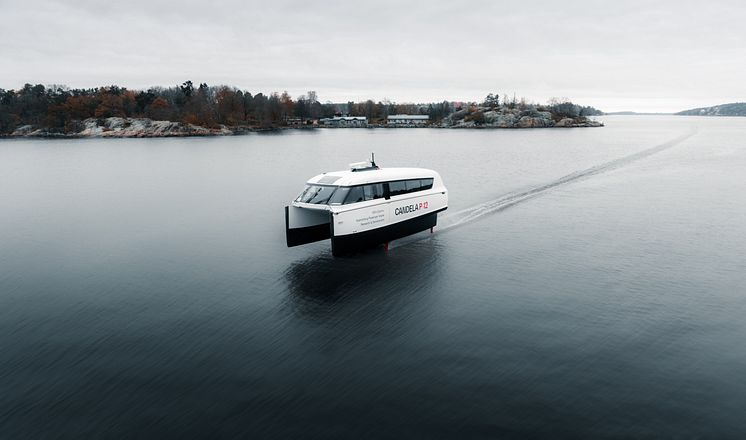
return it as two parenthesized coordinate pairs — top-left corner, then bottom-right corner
(0, 82), (603, 138)
(675, 102), (746, 117)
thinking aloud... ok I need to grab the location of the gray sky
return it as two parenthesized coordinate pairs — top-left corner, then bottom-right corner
(1, 0), (743, 112)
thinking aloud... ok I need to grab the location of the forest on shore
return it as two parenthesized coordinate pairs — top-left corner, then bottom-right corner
(0, 81), (603, 135)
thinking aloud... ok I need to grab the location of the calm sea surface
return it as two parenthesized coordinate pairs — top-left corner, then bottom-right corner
(1, 116), (745, 438)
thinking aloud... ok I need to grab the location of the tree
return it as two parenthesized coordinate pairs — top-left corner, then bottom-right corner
(364, 100), (376, 120)
(192, 83), (215, 127)
(147, 97), (171, 120)
(279, 91), (293, 120)
(483, 93), (499, 108)
(517, 97), (528, 111)
(94, 88), (125, 118)
(215, 86), (245, 125)
(0, 88), (19, 132)
(180, 80), (194, 98)
(64, 95), (98, 120)
(294, 96), (308, 118)
(135, 90), (156, 114)
(547, 98), (582, 119)
(268, 93), (283, 125)
(310, 100), (323, 119)
(252, 93), (270, 126)
(375, 101), (387, 120)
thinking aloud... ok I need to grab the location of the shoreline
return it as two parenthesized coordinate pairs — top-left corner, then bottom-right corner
(2, 118), (603, 139)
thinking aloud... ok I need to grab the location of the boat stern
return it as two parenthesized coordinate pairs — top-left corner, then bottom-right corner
(285, 204), (332, 247)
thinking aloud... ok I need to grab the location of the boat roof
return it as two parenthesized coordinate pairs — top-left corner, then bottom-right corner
(307, 167), (438, 187)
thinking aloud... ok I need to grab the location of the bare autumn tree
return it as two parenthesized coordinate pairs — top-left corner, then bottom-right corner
(279, 91), (293, 120)
(268, 93), (283, 124)
(192, 83), (216, 127)
(146, 97), (170, 120)
(215, 86), (245, 125)
(94, 87), (125, 118)
(304, 91), (321, 120)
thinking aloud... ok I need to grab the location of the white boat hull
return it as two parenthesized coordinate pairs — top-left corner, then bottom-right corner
(286, 190), (447, 256)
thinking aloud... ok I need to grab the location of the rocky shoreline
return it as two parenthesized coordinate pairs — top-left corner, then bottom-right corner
(4, 113), (602, 138)
(435, 106), (603, 128)
(6, 117), (243, 138)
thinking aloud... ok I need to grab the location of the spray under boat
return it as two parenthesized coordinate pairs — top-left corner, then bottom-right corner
(285, 155), (448, 256)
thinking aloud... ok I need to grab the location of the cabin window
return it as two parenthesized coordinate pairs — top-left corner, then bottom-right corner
(321, 178), (434, 206)
(387, 178), (434, 197)
(295, 184), (337, 204)
(344, 186), (365, 204)
(388, 180), (408, 197)
(328, 187), (350, 205)
(364, 183), (385, 201)
(405, 180), (422, 192)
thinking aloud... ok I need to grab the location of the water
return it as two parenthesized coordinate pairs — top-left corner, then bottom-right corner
(1, 116), (745, 438)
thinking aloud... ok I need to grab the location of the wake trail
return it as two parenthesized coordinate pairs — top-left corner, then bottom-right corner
(391, 129), (697, 248)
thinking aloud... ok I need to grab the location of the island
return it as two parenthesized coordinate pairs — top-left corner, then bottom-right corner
(1, 82), (603, 138)
(676, 102), (746, 117)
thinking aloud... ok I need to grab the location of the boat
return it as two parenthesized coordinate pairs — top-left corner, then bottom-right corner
(285, 155), (448, 256)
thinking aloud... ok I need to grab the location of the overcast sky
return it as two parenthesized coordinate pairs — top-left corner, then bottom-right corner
(1, 0), (743, 112)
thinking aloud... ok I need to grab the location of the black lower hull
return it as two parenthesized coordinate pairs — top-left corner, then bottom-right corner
(330, 209), (444, 256)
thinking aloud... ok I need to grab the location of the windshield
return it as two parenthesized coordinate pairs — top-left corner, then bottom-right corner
(295, 185), (338, 204)
(328, 187), (350, 205)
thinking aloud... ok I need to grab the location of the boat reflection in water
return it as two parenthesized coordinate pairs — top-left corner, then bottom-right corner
(282, 237), (446, 319)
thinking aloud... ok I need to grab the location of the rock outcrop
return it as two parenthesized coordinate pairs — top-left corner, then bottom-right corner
(439, 107), (602, 129)
(81, 118), (237, 137)
(10, 117), (237, 138)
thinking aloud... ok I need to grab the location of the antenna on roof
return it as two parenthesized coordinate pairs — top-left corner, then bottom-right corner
(350, 153), (379, 172)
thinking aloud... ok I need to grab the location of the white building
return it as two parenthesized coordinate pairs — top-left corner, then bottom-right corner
(319, 116), (368, 127)
(387, 114), (430, 126)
